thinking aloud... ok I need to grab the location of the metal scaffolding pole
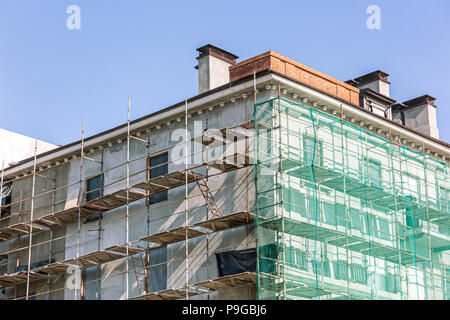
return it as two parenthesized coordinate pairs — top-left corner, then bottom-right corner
(25, 139), (38, 300)
(185, 99), (189, 300)
(0, 160), (4, 220)
(126, 96), (131, 300)
(75, 119), (85, 300)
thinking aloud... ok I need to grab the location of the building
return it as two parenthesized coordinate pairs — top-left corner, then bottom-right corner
(0, 45), (448, 300)
(0, 129), (57, 169)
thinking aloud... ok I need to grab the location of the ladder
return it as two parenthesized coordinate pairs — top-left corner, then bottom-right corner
(194, 175), (223, 218)
(130, 249), (148, 296)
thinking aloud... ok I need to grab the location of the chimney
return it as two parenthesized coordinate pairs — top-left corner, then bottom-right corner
(401, 95), (439, 139)
(351, 70), (391, 97)
(195, 44), (238, 94)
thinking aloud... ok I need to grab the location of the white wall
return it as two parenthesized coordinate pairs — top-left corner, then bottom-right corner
(0, 128), (57, 169)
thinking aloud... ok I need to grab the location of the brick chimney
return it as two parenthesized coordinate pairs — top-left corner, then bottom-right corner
(195, 44), (238, 94)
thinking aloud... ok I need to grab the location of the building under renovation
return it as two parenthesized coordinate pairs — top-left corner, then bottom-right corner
(0, 45), (449, 300)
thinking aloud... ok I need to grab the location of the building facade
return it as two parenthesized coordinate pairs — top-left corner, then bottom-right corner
(0, 45), (448, 300)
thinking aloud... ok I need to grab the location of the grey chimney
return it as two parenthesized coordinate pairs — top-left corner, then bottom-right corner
(195, 44), (238, 94)
(352, 70), (391, 97)
(399, 95), (439, 139)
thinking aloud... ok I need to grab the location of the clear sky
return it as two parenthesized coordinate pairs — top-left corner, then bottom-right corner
(1, 0), (449, 146)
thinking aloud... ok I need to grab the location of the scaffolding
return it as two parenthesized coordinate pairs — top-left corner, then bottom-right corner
(254, 97), (450, 300)
(0, 97), (255, 300)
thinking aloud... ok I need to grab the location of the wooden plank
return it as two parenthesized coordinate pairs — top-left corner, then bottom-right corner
(194, 272), (256, 291)
(106, 245), (141, 256)
(0, 222), (44, 241)
(130, 289), (199, 301)
(139, 227), (206, 246)
(33, 262), (71, 275)
(194, 211), (254, 233)
(64, 250), (126, 268)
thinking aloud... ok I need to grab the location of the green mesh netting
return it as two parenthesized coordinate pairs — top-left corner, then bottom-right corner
(254, 97), (450, 300)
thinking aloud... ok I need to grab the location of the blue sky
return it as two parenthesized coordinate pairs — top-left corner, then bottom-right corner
(1, 0), (449, 145)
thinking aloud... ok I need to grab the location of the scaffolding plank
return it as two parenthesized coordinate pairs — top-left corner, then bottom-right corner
(133, 171), (199, 193)
(262, 217), (428, 266)
(84, 189), (146, 211)
(35, 206), (103, 227)
(106, 245), (142, 256)
(64, 250), (126, 268)
(0, 222), (45, 241)
(206, 154), (252, 173)
(0, 271), (47, 288)
(130, 289), (199, 300)
(33, 262), (71, 275)
(193, 132), (229, 148)
(194, 211), (254, 233)
(194, 272), (256, 291)
(287, 165), (341, 183)
(139, 226), (205, 246)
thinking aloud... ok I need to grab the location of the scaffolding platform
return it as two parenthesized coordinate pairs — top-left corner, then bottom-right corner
(133, 171), (199, 194)
(0, 222), (45, 241)
(139, 226), (206, 246)
(105, 245), (142, 256)
(0, 271), (47, 288)
(34, 206), (100, 227)
(64, 250), (127, 268)
(287, 165), (342, 184)
(192, 121), (253, 148)
(258, 275), (331, 299)
(194, 211), (254, 233)
(33, 262), (71, 275)
(130, 288), (199, 300)
(84, 189), (146, 211)
(261, 217), (428, 266)
(206, 154), (252, 173)
(194, 272), (256, 291)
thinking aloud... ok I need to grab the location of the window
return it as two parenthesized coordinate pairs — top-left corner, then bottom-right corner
(294, 248), (308, 270)
(1, 182), (11, 216)
(385, 272), (400, 294)
(148, 247), (167, 292)
(367, 159), (382, 187)
(350, 263), (368, 284)
(149, 153), (168, 205)
(403, 174), (420, 201)
(86, 175), (103, 202)
(439, 187), (449, 212)
(333, 260), (348, 281)
(312, 259), (331, 278)
(303, 136), (322, 166)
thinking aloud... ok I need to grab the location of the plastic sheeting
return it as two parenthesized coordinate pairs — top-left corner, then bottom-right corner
(215, 248), (256, 277)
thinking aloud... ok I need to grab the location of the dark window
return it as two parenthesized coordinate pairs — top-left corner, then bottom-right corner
(1, 182), (11, 216)
(303, 137), (322, 166)
(149, 153), (168, 204)
(86, 175), (103, 202)
(149, 247), (167, 292)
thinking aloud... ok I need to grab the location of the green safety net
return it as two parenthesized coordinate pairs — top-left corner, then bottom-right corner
(254, 97), (450, 300)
